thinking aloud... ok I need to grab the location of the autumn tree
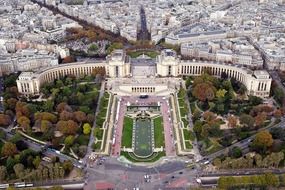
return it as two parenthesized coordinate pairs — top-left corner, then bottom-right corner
(40, 120), (53, 133)
(56, 102), (72, 113)
(1, 142), (17, 157)
(74, 111), (86, 123)
(57, 120), (78, 135)
(192, 83), (216, 102)
(59, 111), (74, 121)
(252, 131), (273, 153)
(34, 112), (57, 123)
(15, 101), (30, 118)
(17, 116), (30, 131)
(254, 112), (267, 127)
(202, 111), (216, 122)
(228, 115), (237, 128)
(6, 98), (17, 110)
(0, 114), (11, 126)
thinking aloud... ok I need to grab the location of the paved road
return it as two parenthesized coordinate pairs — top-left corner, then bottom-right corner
(85, 157), (199, 190)
(137, 6), (150, 41)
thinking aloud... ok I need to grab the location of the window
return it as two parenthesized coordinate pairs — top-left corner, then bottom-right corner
(168, 66), (172, 76)
(115, 66), (119, 77)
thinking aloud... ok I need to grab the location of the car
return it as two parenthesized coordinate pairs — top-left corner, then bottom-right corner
(171, 176), (175, 179)
(179, 171), (183, 174)
(203, 161), (210, 165)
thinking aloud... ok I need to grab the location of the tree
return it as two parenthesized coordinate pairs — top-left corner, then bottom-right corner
(252, 131), (273, 153)
(0, 114), (11, 126)
(83, 123), (91, 135)
(1, 142), (17, 157)
(78, 145), (87, 157)
(17, 116), (30, 130)
(13, 163), (24, 178)
(89, 44), (98, 52)
(193, 120), (203, 138)
(238, 84), (247, 95)
(0, 166), (7, 181)
(216, 89), (227, 100)
(15, 101), (30, 118)
(57, 120), (78, 135)
(40, 120), (53, 133)
(59, 111), (74, 121)
(192, 83), (216, 102)
(239, 114), (254, 128)
(273, 87), (284, 105)
(43, 99), (54, 112)
(56, 102), (72, 113)
(35, 112), (57, 123)
(248, 96), (263, 106)
(62, 160), (73, 173)
(86, 114), (94, 124)
(228, 115), (237, 128)
(6, 156), (16, 173)
(230, 147), (242, 158)
(203, 111), (216, 122)
(254, 112), (267, 127)
(74, 111), (86, 123)
(213, 158), (222, 168)
(64, 135), (75, 147)
(33, 156), (41, 168)
(6, 98), (17, 110)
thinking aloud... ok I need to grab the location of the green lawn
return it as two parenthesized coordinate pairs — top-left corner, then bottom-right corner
(127, 51), (159, 59)
(154, 117), (165, 148)
(92, 141), (102, 150)
(94, 128), (104, 140)
(178, 98), (185, 107)
(180, 107), (188, 118)
(96, 92), (110, 128)
(183, 129), (195, 141)
(185, 141), (193, 149)
(121, 151), (165, 162)
(121, 116), (133, 148)
(181, 118), (189, 128)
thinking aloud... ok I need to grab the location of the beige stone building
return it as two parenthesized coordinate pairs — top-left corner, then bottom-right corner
(16, 49), (272, 98)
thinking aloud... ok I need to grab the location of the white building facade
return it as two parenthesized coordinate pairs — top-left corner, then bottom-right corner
(16, 49), (272, 98)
